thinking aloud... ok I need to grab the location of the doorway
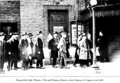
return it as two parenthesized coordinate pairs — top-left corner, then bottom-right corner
(0, 22), (18, 40)
(48, 10), (68, 34)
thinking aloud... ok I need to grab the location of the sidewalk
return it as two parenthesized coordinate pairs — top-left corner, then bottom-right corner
(0, 61), (119, 77)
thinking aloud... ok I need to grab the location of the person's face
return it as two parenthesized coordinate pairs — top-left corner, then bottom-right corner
(99, 32), (103, 37)
(53, 34), (57, 38)
(82, 36), (87, 41)
(63, 34), (67, 38)
(87, 34), (91, 40)
(29, 36), (33, 39)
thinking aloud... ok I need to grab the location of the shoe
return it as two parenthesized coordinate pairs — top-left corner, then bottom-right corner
(73, 65), (77, 67)
(81, 65), (86, 68)
(60, 66), (63, 69)
(22, 67), (28, 71)
(36, 67), (40, 69)
(8, 69), (11, 71)
(29, 66), (34, 68)
(16, 67), (21, 69)
(52, 66), (58, 68)
(40, 67), (45, 69)
(14, 68), (17, 70)
(64, 66), (70, 69)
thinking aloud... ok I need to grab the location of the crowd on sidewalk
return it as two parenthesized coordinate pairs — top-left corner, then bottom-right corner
(0, 28), (109, 74)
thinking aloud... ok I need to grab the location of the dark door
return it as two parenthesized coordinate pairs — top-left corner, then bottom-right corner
(48, 10), (68, 34)
(0, 22), (18, 40)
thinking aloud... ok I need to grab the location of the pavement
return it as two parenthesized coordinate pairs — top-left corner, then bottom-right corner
(0, 61), (120, 77)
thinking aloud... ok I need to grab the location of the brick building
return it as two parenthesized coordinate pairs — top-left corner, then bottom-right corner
(0, 0), (86, 47)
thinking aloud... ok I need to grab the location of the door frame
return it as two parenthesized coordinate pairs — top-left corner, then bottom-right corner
(43, 5), (72, 47)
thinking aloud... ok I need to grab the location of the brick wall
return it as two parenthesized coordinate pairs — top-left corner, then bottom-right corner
(20, 0), (78, 47)
(0, 0), (20, 32)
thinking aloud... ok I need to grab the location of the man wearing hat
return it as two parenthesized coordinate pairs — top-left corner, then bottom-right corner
(48, 32), (59, 68)
(57, 31), (69, 69)
(7, 32), (20, 70)
(35, 31), (45, 69)
(0, 32), (5, 73)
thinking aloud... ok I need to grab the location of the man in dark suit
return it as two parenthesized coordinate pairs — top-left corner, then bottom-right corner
(7, 33), (20, 70)
(48, 32), (59, 68)
(35, 31), (45, 69)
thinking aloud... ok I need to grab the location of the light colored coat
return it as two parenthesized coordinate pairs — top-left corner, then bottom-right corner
(19, 36), (32, 61)
(57, 37), (66, 53)
(78, 39), (91, 60)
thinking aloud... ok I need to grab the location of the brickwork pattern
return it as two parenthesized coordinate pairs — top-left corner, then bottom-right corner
(20, 0), (78, 47)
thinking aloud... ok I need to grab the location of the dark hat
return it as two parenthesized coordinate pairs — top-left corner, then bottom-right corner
(28, 33), (33, 36)
(37, 31), (42, 35)
(53, 31), (58, 34)
(39, 31), (42, 34)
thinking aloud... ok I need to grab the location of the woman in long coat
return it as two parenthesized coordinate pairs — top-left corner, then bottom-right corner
(78, 35), (92, 68)
(35, 31), (45, 69)
(0, 33), (5, 73)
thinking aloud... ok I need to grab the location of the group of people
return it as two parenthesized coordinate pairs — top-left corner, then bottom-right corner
(0, 30), (71, 73)
(48, 31), (70, 69)
(0, 31), (45, 73)
(74, 32), (93, 68)
(0, 28), (95, 74)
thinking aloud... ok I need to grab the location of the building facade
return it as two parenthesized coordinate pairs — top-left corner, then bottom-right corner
(0, 0), (86, 47)
(21, 0), (78, 47)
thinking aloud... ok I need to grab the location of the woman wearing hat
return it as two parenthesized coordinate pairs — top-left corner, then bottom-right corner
(0, 33), (5, 73)
(57, 31), (69, 69)
(78, 34), (92, 68)
(19, 32), (31, 70)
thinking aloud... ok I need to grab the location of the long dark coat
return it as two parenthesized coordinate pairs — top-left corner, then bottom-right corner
(7, 39), (20, 61)
(4, 35), (11, 61)
(48, 38), (58, 58)
(35, 38), (44, 60)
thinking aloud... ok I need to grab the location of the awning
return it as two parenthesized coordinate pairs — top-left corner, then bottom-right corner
(79, 3), (120, 21)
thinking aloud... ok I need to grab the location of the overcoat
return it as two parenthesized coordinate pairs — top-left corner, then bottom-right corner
(7, 39), (20, 61)
(19, 38), (29, 61)
(35, 38), (44, 60)
(48, 38), (58, 58)
(78, 39), (91, 60)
